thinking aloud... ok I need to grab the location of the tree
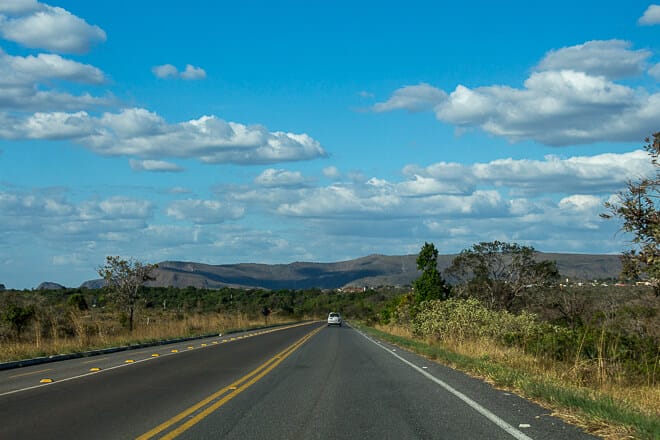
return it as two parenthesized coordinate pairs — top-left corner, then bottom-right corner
(97, 256), (157, 332)
(445, 241), (559, 311)
(603, 132), (660, 296)
(2, 303), (34, 339)
(413, 242), (451, 302)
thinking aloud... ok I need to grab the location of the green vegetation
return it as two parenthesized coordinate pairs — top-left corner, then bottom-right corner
(370, 240), (660, 439)
(413, 242), (451, 302)
(358, 325), (660, 440)
(603, 132), (660, 296)
(445, 241), (559, 311)
(98, 256), (158, 332)
(0, 283), (405, 362)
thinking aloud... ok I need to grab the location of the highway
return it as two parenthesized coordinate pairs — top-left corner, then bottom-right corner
(0, 322), (596, 439)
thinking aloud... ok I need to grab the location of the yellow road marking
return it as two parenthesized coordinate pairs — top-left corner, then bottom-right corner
(39, 378), (53, 383)
(137, 325), (322, 440)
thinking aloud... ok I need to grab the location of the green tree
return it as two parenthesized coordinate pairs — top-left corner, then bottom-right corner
(98, 256), (157, 332)
(67, 293), (88, 311)
(413, 242), (451, 302)
(2, 303), (34, 339)
(445, 241), (559, 311)
(603, 132), (660, 296)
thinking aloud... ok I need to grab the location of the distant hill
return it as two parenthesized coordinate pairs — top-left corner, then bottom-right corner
(37, 282), (66, 290)
(79, 252), (622, 291)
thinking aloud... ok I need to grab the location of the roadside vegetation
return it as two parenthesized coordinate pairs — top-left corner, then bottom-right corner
(0, 283), (401, 362)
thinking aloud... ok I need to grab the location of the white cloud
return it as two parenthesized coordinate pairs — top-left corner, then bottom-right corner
(650, 63), (660, 80)
(152, 63), (207, 80)
(639, 4), (660, 25)
(166, 199), (244, 224)
(180, 64), (206, 80)
(323, 166), (341, 179)
(0, 0), (41, 15)
(129, 159), (184, 172)
(373, 83), (447, 112)
(536, 40), (650, 79)
(0, 49), (105, 84)
(168, 186), (193, 194)
(152, 64), (178, 79)
(0, 4), (106, 53)
(255, 169), (307, 187)
(375, 40), (660, 146)
(0, 49), (110, 112)
(0, 108), (327, 164)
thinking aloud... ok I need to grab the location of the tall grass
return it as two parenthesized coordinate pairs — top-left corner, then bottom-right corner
(372, 297), (660, 439)
(0, 311), (294, 363)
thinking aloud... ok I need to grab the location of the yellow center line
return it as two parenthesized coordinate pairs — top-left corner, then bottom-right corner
(137, 325), (322, 440)
(8, 368), (53, 379)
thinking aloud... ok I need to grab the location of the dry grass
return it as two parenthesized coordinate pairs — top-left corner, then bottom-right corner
(0, 311), (294, 363)
(373, 323), (659, 439)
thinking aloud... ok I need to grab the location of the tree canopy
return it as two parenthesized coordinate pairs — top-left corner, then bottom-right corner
(603, 132), (660, 296)
(445, 241), (559, 311)
(97, 256), (157, 332)
(413, 242), (451, 302)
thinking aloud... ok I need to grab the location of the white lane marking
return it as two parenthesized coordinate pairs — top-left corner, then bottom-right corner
(358, 331), (534, 440)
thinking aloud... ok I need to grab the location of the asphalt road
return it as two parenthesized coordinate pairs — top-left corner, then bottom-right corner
(0, 322), (597, 440)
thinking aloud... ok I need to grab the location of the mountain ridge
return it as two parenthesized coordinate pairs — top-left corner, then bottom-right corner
(74, 252), (622, 290)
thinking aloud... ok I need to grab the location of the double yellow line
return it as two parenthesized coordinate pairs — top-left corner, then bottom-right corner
(137, 324), (323, 440)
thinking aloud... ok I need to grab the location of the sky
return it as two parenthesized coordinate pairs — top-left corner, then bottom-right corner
(1, 1), (659, 289)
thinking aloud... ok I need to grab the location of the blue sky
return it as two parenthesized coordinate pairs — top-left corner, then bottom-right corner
(1, 1), (660, 289)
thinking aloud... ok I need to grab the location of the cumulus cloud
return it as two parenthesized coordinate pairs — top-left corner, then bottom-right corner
(650, 63), (660, 80)
(255, 169), (308, 187)
(374, 40), (660, 146)
(0, 0), (41, 15)
(152, 63), (207, 80)
(0, 49), (111, 111)
(129, 159), (184, 172)
(0, 49), (105, 84)
(0, 3), (106, 53)
(166, 199), (244, 224)
(0, 108), (327, 164)
(536, 40), (650, 79)
(373, 83), (447, 112)
(0, 190), (154, 241)
(639, 4), (660, 25)
(323, 166), (341, 179)
(151, 64), (178, 79)
(229, 149), (649, 231)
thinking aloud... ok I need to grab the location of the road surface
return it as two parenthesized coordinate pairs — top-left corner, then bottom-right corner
(0, 322), (596, 439)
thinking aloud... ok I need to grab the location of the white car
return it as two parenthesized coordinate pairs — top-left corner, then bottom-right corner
(327, 312), (342, 326)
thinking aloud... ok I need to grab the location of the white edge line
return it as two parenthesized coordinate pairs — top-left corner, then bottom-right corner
(357, 330), (534, 440)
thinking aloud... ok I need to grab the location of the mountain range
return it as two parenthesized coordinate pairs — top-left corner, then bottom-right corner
(76, 252), (622, 291)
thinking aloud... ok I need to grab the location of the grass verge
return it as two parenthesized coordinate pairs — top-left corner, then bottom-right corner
(356, 323), (660, 440)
